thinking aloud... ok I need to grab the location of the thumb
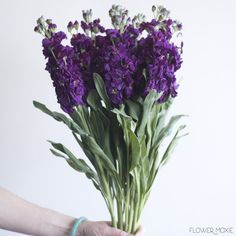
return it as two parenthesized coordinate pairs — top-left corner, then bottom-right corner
(135, 226), (144, 236)
(107, 227), (132, 236)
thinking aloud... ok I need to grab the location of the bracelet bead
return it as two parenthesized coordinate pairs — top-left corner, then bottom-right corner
(69, 217), (87, 236)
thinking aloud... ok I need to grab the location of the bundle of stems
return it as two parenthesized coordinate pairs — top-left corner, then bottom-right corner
(33, 73), (186, 233)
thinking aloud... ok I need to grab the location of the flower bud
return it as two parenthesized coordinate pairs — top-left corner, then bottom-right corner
(159, 6), (170, 19)
(172, 20), (183, 33)
(152, 5), (156, 12)
(82, 9), (92, 23)
(132, 13), (145, 28)
(74, 20), (79, 30)
(34, 26), (40, 32)
(67, 21), (73, 32)
(48, 23), (57, 33)
(37, 16), (46, 29)
(177, 23), (182, 30)
(181, 41), (184, 53)
(109, 4), (130, 31)
(46, 19), (52, 24)
(93, 27), (99, 34)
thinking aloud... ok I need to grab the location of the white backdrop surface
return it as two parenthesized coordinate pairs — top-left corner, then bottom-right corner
(0, 0), (236, 235)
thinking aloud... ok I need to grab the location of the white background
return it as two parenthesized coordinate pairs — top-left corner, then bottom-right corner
(0, 0), (236, 235)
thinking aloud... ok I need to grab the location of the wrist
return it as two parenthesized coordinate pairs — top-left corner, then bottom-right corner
(76, 222), (84, 236)
(71, 217), (88, 236)
(40, 207), (76, 236)
(55, 215), (76, 236)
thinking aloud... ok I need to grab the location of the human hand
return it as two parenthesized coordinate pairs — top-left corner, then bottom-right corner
(77, 221), (143, 236)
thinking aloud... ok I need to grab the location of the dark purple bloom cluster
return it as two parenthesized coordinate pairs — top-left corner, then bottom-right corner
(35, 5), (183, 113)
(137, 19), (182, 102)
(93, 28), (138, 105)
(42, 31), (86, 113)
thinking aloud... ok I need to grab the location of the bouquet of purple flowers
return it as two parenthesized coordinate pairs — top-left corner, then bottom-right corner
(34, 5), (186, 234)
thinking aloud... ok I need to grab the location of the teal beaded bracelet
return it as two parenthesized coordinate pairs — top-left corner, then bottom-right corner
(69, 217), (87, 236)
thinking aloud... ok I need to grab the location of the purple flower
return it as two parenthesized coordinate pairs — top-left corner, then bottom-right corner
(134, 21), (182, 102)
(81, 19), (105, 34)
(35, 6), (183, 113)
(42, 31), (86, 113)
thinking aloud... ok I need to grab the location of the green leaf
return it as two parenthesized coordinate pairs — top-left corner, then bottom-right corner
(87, 89), (102, 110)
(129, 129), (141, 170)
(49, 140), (101, 190)
(160, 125), (188, 166)
(88, 108), (115, 162)
(154, 114), (186, 149)
(89, 109), (104, 144)
(93, 73), (111, 109)
(49, 148), (66, 158)
(112, 104), (133, 120)
(72, 132), (97, 168)
(89, 178), (101, 191)
(139, 134), (149, 192)
(48, 140), (93, 174)
(140, 156), (150, 192)
(152, 109), (168, 143)
(33, 101), (87, 136)
(112, 105), (132, 150)
(82, 135), (117, 173)
(150, 103), (161, 132)
(125, 99), (142, 121)
(162, 97), (173, 110)
(140, 134), (147, 157)
(87, 89), (103, 110)
(136, 90), (160, 137)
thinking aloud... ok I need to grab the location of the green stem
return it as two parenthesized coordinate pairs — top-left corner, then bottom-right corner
(131, 169), (141, 233)
(116, 196), (123, 230)
(100, 189), (115, 226)
(137, 190), (151, 222)
(105, 180), (117, 228)
(132, 205), (139, 232)
(128, 185), (134, 233)
(124, 176), (130, 232)
(116, 146), (124, 230)
(108, 197), (116, 227)
(96, 160), (117, 227)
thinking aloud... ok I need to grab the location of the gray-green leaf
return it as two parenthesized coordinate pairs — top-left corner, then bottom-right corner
(93, 73), (111, 109)
(33, 101), (87, 136)
(129, 129), (141, 170)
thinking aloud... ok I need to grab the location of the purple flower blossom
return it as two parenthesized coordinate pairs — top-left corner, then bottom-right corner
(81, 19), (105, 34)
(42, 31), (86, 113)
(35, 6), (183, 113)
